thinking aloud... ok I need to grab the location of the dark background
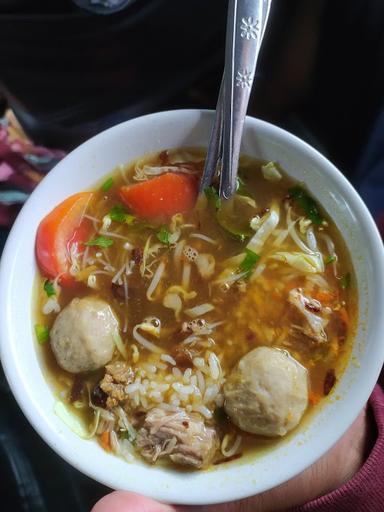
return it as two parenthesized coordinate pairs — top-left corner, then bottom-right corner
(0, 0), (383, 510)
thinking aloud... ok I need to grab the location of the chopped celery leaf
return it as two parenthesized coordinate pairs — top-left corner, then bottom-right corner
(156, 226), (171, 245)
(44, 280), (55, 297)
(101, 176), (114, 192)
(204, 186), (221, 210)
(240, 249), (260, 274)
(289, 186), (323, 225)
(85, 236), (114, 248)
(109, 205), (135, 224)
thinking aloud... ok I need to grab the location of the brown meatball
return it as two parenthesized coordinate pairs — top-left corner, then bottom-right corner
(224, 346), (309, 436)
(50, 297), (118, 373)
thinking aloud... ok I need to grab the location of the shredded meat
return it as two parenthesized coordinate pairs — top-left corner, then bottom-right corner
(100, 361), (134, 409)
(136, 408), (218, 468)
(288, 288), (328, 343)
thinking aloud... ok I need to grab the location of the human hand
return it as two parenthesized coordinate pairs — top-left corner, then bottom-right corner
(92, 406), (370, 512)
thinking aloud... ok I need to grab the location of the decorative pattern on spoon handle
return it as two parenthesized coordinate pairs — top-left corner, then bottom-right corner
(221, 0), (272, 198)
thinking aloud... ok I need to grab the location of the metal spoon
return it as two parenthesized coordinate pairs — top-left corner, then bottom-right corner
(201, 0), (273, 199)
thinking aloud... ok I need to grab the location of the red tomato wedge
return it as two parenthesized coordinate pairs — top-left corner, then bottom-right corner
(120, 173), (198, 220)
(36, 192), (93, 283)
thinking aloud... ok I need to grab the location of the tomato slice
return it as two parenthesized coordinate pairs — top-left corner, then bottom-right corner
(120, 173), (198, 220)
(36, 192), (93, 283)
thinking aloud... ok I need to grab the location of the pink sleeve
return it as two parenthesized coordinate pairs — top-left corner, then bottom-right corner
(293, 384), (384, 512)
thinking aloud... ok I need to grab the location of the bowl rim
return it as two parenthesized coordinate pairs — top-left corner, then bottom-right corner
(1, 109), (384, 505)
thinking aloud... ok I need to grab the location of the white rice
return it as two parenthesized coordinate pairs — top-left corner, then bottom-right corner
(194, 405), (213, 419)
(172, 367), (182, 378)
(160, 354), (176, 366)
(118, 348), (225, 418)
(203, 384), (219, 403)
(196, 370), (205, 393)
(193, 357), (205, 368)
(142, 363), (157, 374)
(183, 368), (192, 381)
(125, 383), (140, 394)
(208, 352), (221, 380)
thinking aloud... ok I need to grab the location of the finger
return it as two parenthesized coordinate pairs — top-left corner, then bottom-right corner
(92, 408), (369, 512)
(92, 491), (178, 512)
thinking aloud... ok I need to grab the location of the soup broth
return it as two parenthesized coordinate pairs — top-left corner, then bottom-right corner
(34, 148), (356, 469)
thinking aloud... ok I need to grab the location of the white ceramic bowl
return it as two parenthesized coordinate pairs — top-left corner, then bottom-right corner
(1, 110), (384, 505)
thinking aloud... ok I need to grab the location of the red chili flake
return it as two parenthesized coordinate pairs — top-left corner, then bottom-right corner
(323, 369), (336, 396)
(182, 421), (189, 428)
(69, 375), (84, 403)
(305, 303), (321, 313)
(158, 150), (168, 165)
(214, 453), (243, 465)
(132, 247), (143, 264)
(246, 331), (255, 342)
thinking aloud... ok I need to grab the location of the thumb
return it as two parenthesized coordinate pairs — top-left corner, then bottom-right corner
(92, 491), (178, 512)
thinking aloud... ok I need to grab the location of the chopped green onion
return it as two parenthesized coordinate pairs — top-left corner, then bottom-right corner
(35, 324), (49, 344)
(101, 176), (114, 192)
(325, 255), (336, 265)
(340, 272), (351, 289)
(156, 226), (171, 245)
(240, 249), (260, 274)
(289, 186), (323, 225)
(204, 186), (221, 210)
(85, 236), (114, 248)
(43, 280), (56, 297)
(108, 204), (135, 224)
(109, 204), (127, 223)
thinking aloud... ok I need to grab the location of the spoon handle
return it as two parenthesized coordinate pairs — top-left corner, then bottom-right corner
(220, 0), (272, 199)
(200, 78), (224, 192)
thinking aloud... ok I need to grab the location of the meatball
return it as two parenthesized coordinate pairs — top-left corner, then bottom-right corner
(136, 407), (218, 468)
(224, 346), (308, 437)
(50, 296), (118, 373)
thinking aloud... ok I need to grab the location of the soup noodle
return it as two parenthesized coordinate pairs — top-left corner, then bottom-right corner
(34, 148), (355, 469)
